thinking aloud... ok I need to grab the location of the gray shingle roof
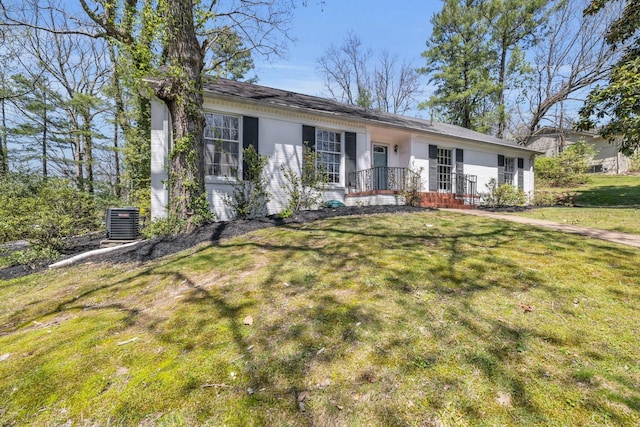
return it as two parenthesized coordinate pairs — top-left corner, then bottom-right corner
(202, 77), (539, 153)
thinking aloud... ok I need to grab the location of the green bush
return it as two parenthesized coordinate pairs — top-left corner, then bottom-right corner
(0, 174), (100, 253)
(281, 144), (327, 212)
(533, 190), (578, 206)
(224, 146), (271, 219)
(141, 215), (186, 238)
(535, 140), (596, 187)
(482, 178), (527, 207)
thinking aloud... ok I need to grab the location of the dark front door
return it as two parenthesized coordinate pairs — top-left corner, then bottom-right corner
(373, 145), (388, 190)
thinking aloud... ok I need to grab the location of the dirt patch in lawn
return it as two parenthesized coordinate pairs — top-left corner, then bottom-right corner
(0, 205), (432, 281)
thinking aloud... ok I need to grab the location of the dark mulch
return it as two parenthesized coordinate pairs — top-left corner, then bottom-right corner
(0, 205), (432, 281)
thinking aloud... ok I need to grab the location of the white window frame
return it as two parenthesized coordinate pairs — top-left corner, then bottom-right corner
(316, 129), (342, 184)
(504, 157), (515, 185)
(204, 112), (240, 179)
(437, 147), (453, 192)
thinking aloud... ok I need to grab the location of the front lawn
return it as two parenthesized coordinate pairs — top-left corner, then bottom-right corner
(1, 211), (639, 425)
(537, 174), (640, 207)
(511, 207), (640, 235)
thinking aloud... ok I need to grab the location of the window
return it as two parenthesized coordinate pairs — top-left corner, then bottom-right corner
(316, 129), (341, 184)
(504, 157), (515, 185)
(204, 112), (239, 177)
(437, 148), (452, 191)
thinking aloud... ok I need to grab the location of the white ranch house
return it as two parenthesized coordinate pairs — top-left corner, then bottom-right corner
(149, 78), (539, 221)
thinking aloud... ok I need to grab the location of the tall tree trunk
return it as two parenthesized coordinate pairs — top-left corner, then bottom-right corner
(74, 133), (84, 191)
(82, 112), (94, 194)
(113, 117), (121, 197)
(154, 0), (205, 228)
(42, 91), (48, 178)
(107, 44), (125, 198)
(496, 41), (507, 139)
(0, 97), (8, 177)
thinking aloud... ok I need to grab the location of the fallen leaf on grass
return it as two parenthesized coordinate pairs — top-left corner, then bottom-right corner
(0, 353), (10, 362)
(297, 391), (310, 412)
(297, 391), (310, 402)
(243, 316), (253, 326)
(318, 378), (331, 388)
(519, 303), (534, 313)
(496, 392), (511, 406)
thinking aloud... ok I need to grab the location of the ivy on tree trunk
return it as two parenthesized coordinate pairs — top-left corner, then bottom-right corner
(153, 0), (208, 229)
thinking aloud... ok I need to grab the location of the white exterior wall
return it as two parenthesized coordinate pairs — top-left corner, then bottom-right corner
(150, 95), (539, 220)
(197, 101), (367, 221)
(150, 100), (170, 219)
(409, 138), (430, 190)
(407, 136), (536, 199)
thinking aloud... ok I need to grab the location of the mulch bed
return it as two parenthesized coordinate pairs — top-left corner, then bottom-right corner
(1, 205), (432, 281)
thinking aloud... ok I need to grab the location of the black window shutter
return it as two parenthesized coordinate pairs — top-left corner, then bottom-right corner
(302, 125), (316, 151)
(517, 157), (524, 190)
(345, 132), (357, 188)
(456, 148), (464, 175)
(497, 154), (505, 184)
(242, 116), (259, 180)
(429, 144), (438, 191)
(429, 144), (438, 159)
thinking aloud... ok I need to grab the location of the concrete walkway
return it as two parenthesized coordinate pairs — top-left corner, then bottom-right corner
(442, 208), (640, 249)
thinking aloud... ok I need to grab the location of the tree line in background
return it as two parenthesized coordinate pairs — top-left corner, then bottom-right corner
(319, 0), (637, 150)
(0, 0), (638, 237)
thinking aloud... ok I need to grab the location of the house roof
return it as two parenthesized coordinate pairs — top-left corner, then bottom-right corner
(192, 77), (539, 153)
(526, 126), (601, 140)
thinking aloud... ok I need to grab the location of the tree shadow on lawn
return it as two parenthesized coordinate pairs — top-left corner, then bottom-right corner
(2, 211), (639, 425)
(178, 214), (640, 424)
(575, 184), (640, 206)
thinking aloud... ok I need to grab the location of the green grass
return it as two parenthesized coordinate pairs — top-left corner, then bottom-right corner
(1, 211), (640, 425)
(538, 175), (640, 207)
(512, 207), (640, 235)
(520, 175), (640, 235)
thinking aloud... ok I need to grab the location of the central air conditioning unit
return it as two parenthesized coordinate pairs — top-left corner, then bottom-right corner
(106, 207), (140, 240)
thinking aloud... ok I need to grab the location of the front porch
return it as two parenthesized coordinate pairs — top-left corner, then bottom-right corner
(345, 167), (479, 209)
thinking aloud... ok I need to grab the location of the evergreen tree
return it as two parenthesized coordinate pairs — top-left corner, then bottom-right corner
(420, 0), (498, 133)
(422, 0), (550, 136)
(483, 0), (551, 138)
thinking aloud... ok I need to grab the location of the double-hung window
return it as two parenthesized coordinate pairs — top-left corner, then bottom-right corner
(504, 157), (515, 185)
(437, 148), (453, 191)
(316, 129), (341, 184)
(204, 112), (240, 177)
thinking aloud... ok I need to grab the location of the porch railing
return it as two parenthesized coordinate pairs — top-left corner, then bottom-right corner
(348, 167), (421, 193)
(453, 173), (479, 205)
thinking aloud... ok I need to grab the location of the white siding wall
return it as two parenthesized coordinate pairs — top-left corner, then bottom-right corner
(150, 100), (169, 219)
(201, 113), (366, 221)
(150, 97), (539, 220)
(410, 138), (430, 190)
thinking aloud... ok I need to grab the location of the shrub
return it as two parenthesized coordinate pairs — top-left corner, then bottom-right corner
(4, 246), (61, 268)
(281, 144), (327, 212)
(401, 167), (423, 207)
(141, 215), (187, 238)
(224, 145), (271, 219)
(482, 178), (527, 207)
(533, 190), (578, 206)
(535, 140), (596, 187)
(276, 208), (293, 219)
(0, 174), (100, 253)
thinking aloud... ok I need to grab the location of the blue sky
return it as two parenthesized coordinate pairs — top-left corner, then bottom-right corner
(254, 1), (441, 115)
